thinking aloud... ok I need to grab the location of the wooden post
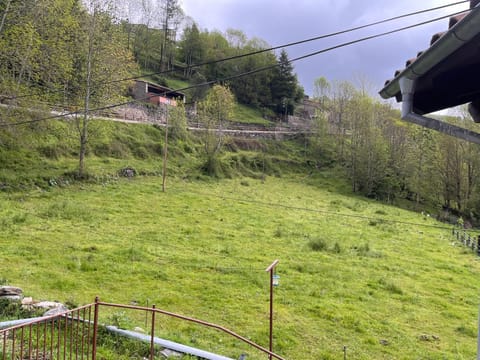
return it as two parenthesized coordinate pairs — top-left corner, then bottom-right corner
(162, 106), (169, 193)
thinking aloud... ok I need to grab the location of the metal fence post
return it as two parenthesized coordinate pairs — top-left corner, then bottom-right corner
(477, 303), (480, 360)
(92, 297), (100, 360)
(150, 305), (156, 360)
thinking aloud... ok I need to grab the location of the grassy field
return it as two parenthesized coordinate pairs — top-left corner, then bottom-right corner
(1, 173), (480, 359)
(231, 104), (271, 125)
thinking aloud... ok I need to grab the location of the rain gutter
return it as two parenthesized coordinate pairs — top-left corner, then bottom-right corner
(380, 4), (480, 142)
(399, 77), (480, 144)
(380, 4), (480, 100)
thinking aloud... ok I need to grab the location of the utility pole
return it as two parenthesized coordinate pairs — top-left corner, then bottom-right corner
(162, 104), (169, 192)
(265, 260), (279, 360)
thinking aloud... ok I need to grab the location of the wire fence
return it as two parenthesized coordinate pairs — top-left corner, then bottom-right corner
(452, 228), (480, 255)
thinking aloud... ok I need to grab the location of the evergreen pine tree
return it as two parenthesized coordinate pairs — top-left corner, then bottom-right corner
(271, 49), (298, 118)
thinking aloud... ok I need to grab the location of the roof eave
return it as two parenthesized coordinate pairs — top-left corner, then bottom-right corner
(379, 6), (480, 100)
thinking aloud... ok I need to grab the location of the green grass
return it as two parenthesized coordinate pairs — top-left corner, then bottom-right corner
(231, 103), (272, 125)
(1, 111), (479, 358)
(1, 175), (479, 359)
(165, 78), (190, 91)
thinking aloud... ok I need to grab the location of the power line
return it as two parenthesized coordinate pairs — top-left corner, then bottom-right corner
(174, 188), (467, 232)
(103, 0), (471, 84)
(4, 1), (470, 102)
(0, 8), (470, 128)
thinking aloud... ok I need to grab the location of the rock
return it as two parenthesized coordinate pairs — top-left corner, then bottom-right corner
(379, 339), (389, 346)
(419, 334), (440, 342)
(0, 295), (22, 301)
(119, 167), (136, 178)
(43, 305), (69, 317)
(0, 286), (23, 297)
(34, 301), (63, 308)
(133, 327), (145, 333)
(0, 286), (23, 302)
(160, 349), (182, 358)
(21, 297), (33, 305)
(36, 300), (69, 317)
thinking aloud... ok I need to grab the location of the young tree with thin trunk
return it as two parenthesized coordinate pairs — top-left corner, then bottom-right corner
(75, 0), (138, 177)
(198, 85), (235, 176)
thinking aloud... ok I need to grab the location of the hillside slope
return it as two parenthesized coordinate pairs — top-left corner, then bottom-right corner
(1, 175), (479, 359)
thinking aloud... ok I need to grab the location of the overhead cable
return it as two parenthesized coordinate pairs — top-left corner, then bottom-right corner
(0, 8), (470, 127)
(4, 1), (470, 101)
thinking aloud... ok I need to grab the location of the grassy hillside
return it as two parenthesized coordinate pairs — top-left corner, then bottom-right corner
(1, 173), (480, 359)
(0, 115), (298, 191)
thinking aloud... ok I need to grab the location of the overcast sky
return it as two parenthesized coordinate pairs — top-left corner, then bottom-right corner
(180, 0), (470, 97)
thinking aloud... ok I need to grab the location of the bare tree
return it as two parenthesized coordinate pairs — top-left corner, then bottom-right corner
(159, 0), (183, 71)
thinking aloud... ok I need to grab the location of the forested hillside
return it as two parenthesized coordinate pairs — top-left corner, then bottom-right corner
(0, 0), (303, 118)
(308, 80), (480, 224)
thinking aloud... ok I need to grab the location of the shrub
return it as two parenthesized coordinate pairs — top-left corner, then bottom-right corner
(332, 242), (342, 254)
(309, 238), (328, 252)
(132, 146), (150, 159)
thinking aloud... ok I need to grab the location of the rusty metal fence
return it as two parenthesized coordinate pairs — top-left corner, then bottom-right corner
(0, 304), (97, 360)
(1, 298), (286, 360)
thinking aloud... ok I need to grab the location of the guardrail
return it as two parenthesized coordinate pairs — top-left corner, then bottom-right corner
(0, 304), (96, 360)
(1, 297), (286, 360)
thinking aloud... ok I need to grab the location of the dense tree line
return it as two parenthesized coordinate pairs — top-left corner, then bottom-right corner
(0, 0), (138, 175)
(0, 0), (304, 118)
(178, 28), (304, 117)
(0, 0), (137, 106)
(311, 78), (480, 224)
(114, 0), (303, 117)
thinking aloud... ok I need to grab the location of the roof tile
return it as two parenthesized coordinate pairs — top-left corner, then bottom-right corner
(430, 31), (446, 46)
(449, 13), (468, 28)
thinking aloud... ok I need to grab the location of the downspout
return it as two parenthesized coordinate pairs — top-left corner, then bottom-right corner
(399, 77), (480, 145)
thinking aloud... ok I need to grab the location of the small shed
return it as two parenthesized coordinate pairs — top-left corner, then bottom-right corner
(133, 80), (186, 107)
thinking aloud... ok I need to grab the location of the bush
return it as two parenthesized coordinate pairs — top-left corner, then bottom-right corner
(38, 144), (68, 159)
(0, 298), (44, 319)
(201, 155), (231, 178)
(332, 242), (342, 254)
(132, 146), (150, 159)
(309, 238), (328, 252)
